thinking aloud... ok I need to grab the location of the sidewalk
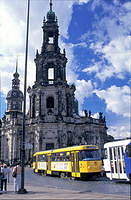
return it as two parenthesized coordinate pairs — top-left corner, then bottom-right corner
(0, 182), (130, 200)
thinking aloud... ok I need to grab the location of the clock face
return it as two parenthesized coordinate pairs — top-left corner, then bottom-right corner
(12, 91), (17, 96)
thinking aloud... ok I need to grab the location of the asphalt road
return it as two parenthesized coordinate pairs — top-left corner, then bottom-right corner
(25, 168), (130, 196)
(0, 167), (130, 200)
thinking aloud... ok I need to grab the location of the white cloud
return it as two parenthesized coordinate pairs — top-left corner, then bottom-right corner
(81, 1), (131, 82)
(123, 2), (131, 10)
(78, 0), (91, 4)
(95, 85), (130, 118)
(83, 36), (131, 81)
(99, 36), (130, 80)
(83, 37), (131, 82)
(0, 2), (26, 96)
(0, 2), (25, 53)
(53, 0), (75, 39)
(75, 79), (94, 110)
(0, 0), (77, 97)
(60, 41), (94, 113)
(0, 71), (12, 95)
(91, 112), (99, 119)
(107, 124), (130, 139)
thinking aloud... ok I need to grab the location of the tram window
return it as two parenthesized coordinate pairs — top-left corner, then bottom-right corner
(115, 161), (117, 173)
(51, 153), (61, 161)
(118, 147), (120, 159)
(51, 152), (71, 161)
(38, 154), (47, 162)
(126, 145), (131, 157)
(118, 147), (122, 173)
(51, 153), (58, 161)
(33, 156), (36, 162)
(104, 148), (108, 159)
(121, 146), (124, 157)
(79, 150), (101, 161)
(66, 152), (71, 161)
(119, 160), (122, 173)
(109, 148), (112, 160)
(110, 161), (114, 173)
(113, 147), (116, 159)
(59, 152), (69, 161)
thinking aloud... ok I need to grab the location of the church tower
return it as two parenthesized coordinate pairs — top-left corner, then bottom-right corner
(0, 63), (23, 163)
(28, 1), (78, 123)
(6, 62), (23, 120)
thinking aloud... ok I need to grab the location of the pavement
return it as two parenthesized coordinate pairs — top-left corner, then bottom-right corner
(0, 182), (130, 200)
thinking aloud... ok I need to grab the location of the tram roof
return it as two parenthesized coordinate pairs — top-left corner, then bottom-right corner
(104, 138), (131, 148)
(33, 145), (99, 156)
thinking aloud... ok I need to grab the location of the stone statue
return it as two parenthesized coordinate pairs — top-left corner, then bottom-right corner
(84, 110), (88, 117)
(89, 110), (91, 117)
(99, 112), (103, 120)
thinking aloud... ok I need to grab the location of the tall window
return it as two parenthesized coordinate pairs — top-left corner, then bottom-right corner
(39, 137), (43, 151)
(48, 68), (54, 84)
(46, 96), (54, 108)
(46, 143), (54, 150)
(32, 95), (36, 118)
(48, 37), (53, 44)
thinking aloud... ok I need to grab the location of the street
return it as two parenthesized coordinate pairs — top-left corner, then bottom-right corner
(0, 167), (130, 199)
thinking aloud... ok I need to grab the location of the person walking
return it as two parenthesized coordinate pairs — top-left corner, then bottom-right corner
(12, 162), (21, 193)
(6, 164), (11, 183)
(0, 163), (4, 192)
(1, 164), (9, 192)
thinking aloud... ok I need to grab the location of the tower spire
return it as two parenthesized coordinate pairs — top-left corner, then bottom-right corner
(50, 0), (53, 12)
(13, 58), (19, 79)
(16, 57), (18, 73)
(12, 59), (20, 89)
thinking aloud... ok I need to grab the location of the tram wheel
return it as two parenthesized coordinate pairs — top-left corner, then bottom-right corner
(43, 171), (47, 176)
(60, 172), (65, 178)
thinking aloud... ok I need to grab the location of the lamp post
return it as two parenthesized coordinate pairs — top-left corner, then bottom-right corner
(18, 0), (30, 194)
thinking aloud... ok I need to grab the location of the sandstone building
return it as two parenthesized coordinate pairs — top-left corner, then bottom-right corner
(0, 2), (113, 163)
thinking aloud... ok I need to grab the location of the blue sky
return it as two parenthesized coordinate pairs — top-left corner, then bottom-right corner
(0, 0), (130, 139)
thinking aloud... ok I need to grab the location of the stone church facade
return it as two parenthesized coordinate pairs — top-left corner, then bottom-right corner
(0, 2), (113, 163)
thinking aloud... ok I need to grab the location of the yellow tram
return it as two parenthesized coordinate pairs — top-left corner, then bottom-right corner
(32, 145), (102, 179)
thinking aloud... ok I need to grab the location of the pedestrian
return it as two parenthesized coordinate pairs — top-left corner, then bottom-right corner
(1, 164), (9, 192)
(0, 163), (4, 192)
(6, 164), (11, 183)
(12, 162), (21, 193)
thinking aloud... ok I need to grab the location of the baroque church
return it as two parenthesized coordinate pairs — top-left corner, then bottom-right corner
(0, 1), (113, 163)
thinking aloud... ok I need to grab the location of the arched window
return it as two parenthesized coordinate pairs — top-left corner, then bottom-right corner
(46, 96), (54, 108)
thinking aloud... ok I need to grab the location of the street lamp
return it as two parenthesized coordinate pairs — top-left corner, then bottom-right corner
(18, 0), (30, 194)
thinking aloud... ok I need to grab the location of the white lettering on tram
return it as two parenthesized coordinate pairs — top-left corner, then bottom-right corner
(51, 162), (70, 171)
(38, 162), (47, 169)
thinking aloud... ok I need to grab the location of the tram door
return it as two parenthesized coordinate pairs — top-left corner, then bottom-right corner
(110, 146), (126, 179)
(71, 151), (80, 176)
(47, 154), (51, 174)
(35, 156), (38, 171)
